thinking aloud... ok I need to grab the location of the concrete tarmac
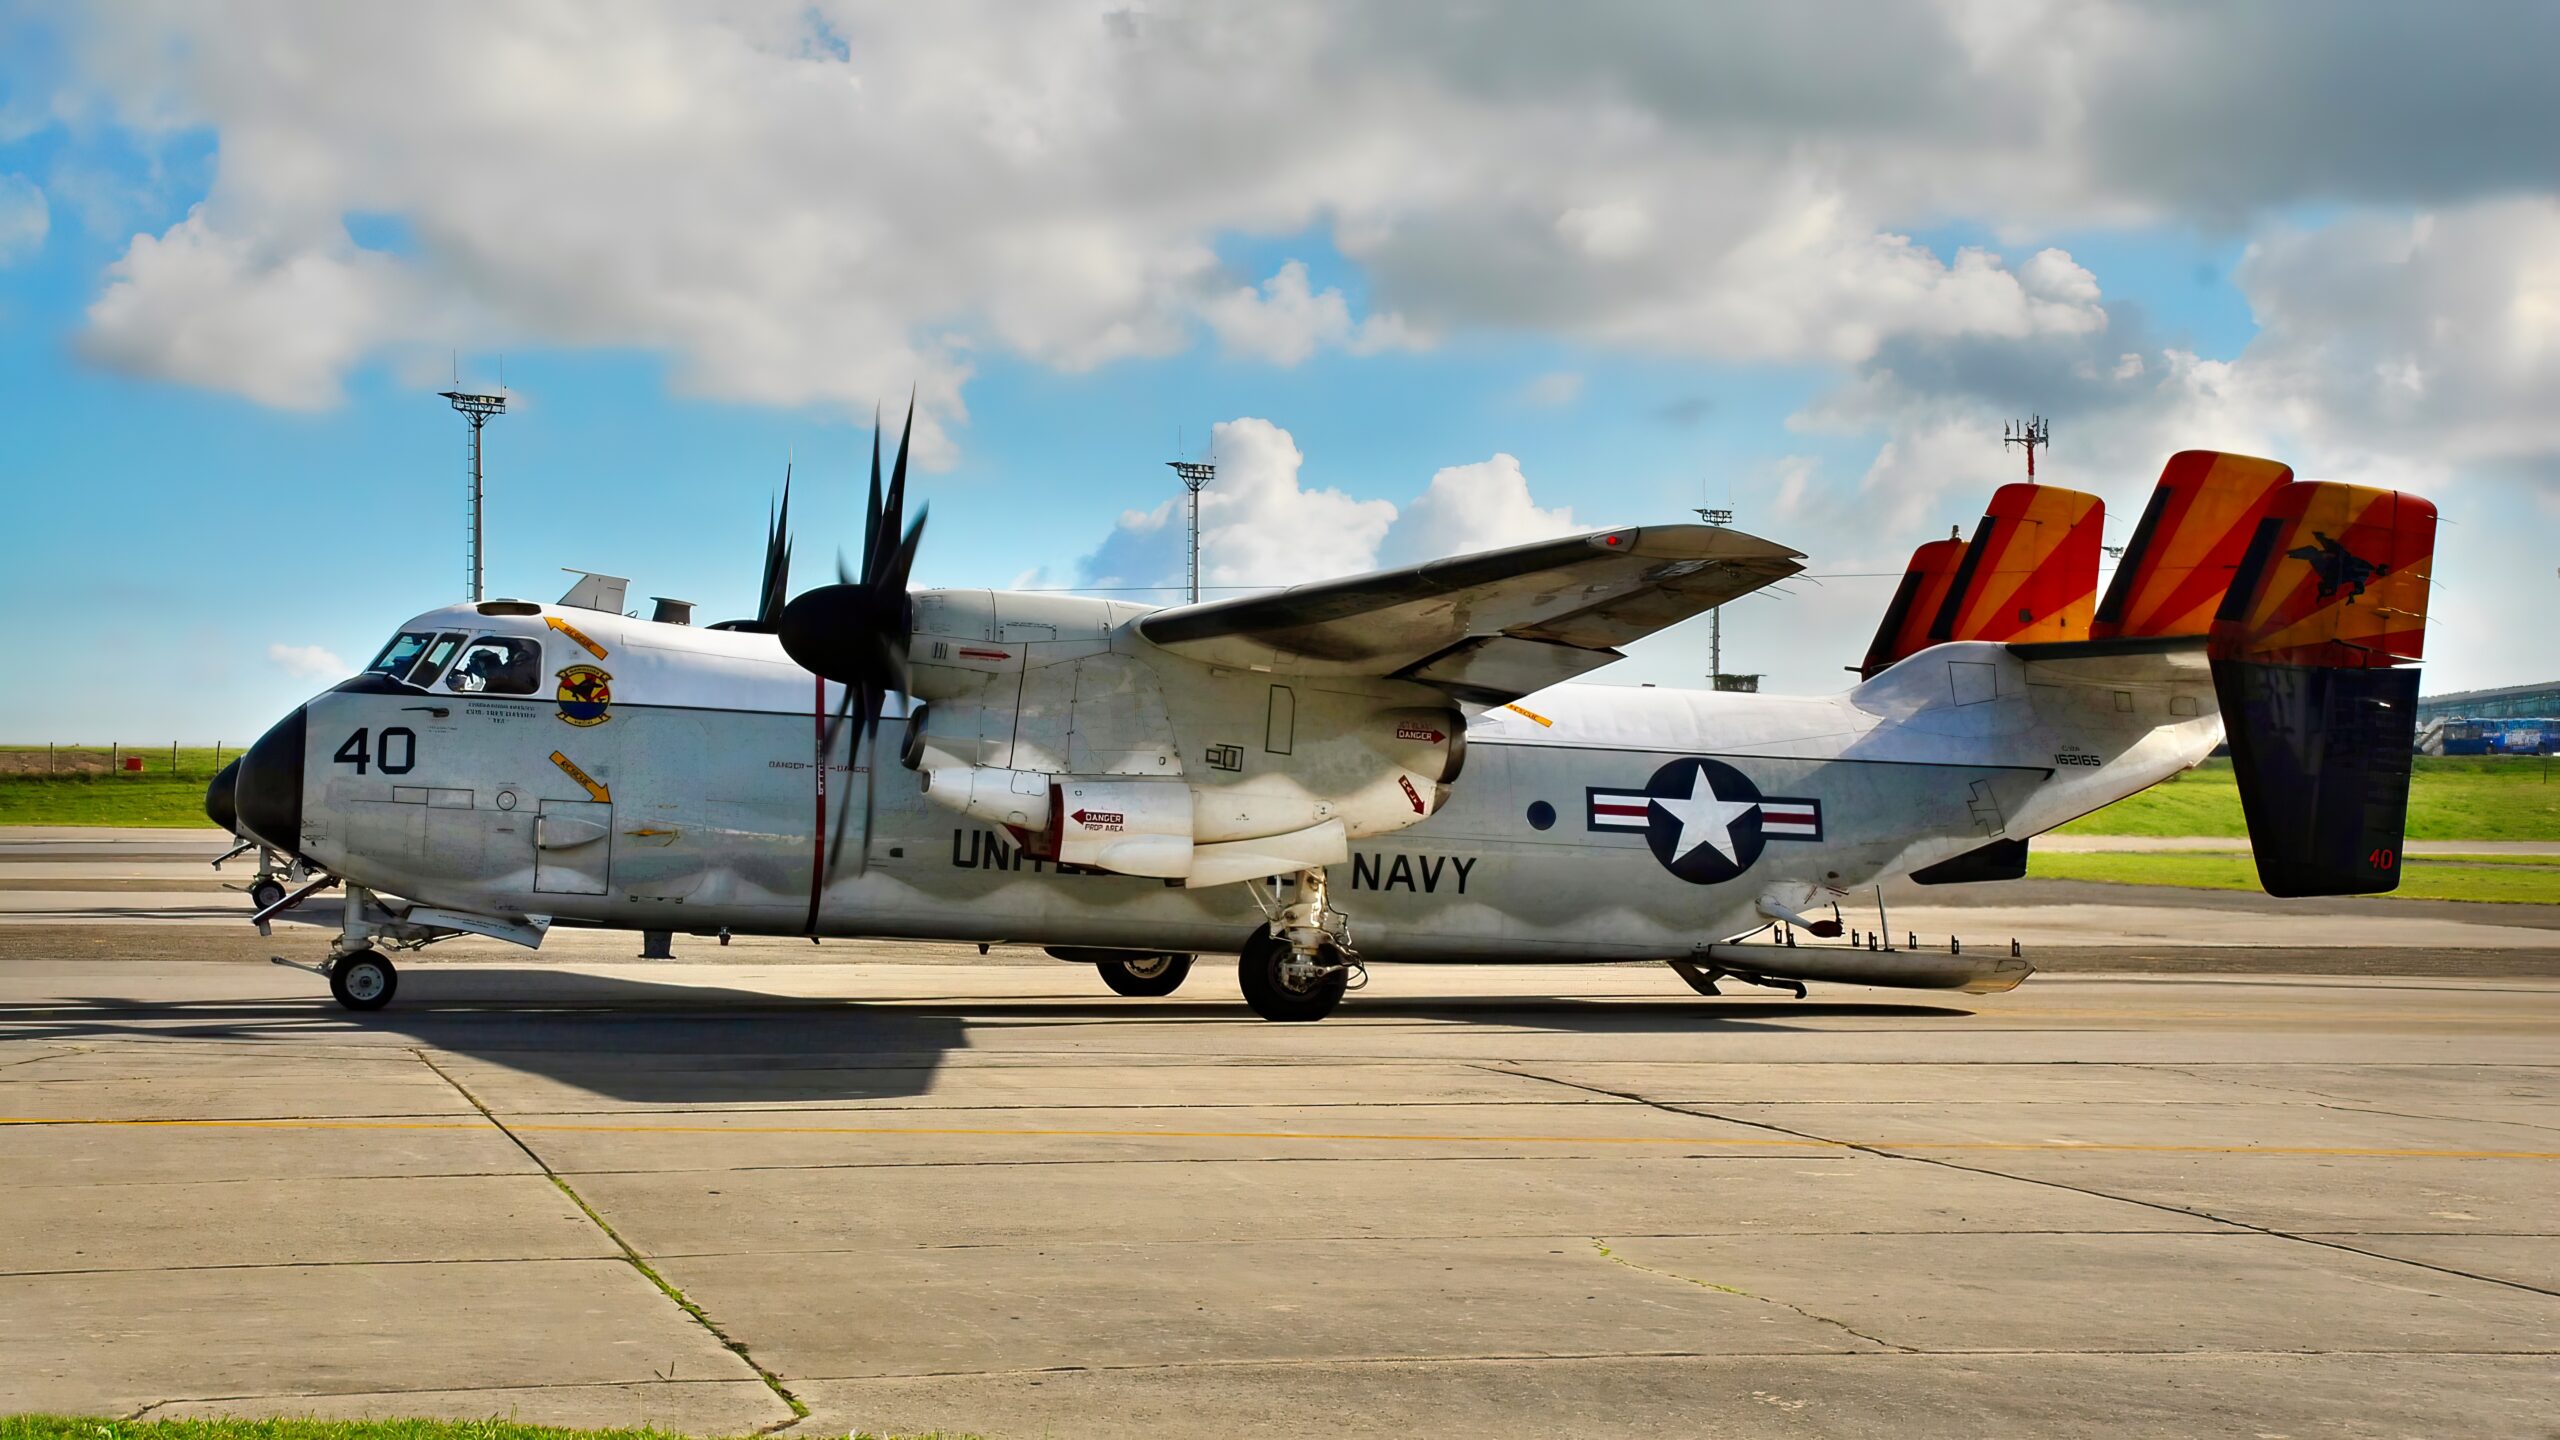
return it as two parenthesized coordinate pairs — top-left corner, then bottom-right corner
(3, 942), (2556, 1438)
(3, 827), (2556, 1437)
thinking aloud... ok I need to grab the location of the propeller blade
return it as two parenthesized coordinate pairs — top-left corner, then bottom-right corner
(755, 465), (794, 630)
(854, 691), (883, 879)
(875, 396), (915, 586)
(861, 407), (886, 586)
(823, 680), (869, 885)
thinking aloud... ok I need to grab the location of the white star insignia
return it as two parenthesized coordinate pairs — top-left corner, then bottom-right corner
(1651, 767), (1760, 865)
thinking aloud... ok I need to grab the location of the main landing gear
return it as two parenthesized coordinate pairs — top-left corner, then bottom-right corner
(1237, 865), (1362, 1022)
(1098, 953), (1193, 997)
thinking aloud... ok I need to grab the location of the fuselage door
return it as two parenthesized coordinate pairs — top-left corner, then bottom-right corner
(534, 799), (613, 895)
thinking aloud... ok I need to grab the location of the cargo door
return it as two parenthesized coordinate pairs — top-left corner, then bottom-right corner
(534, 799), (613, 895)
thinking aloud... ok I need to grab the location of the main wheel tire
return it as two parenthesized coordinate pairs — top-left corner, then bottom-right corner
(1098, 953), (1193, 997)
(249, 878), (287, 911)
(329, 950), (398, 1011)
(1668, 960), (1723, 996)
(1237, 934), (1347, 1022)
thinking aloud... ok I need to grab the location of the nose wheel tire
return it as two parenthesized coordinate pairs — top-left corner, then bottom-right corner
(1098, 954), (1193, 997)
(1237, 933), (1348, 1022)
(249, 878), (287, 912)
(329, 951), (398, 1011)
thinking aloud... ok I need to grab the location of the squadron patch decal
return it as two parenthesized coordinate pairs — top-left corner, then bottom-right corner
(555, 665), (614, 726)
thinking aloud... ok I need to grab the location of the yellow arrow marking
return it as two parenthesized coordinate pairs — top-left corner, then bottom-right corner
(548, 750), (610, 802)
(545, 615), (607, 660)
(1504, 702), (1554, 727)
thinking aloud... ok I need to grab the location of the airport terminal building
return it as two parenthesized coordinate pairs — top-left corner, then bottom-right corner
(2418, 679), (2560, 754)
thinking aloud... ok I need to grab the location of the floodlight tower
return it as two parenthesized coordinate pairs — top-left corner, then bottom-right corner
(1695, 506), (1735, 683)
(441, 389), (507, 602)
(2003, 414), (2050, 479)
(1168, 458), (1217, 603)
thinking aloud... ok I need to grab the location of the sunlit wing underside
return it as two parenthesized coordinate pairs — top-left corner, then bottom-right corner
(1137, 525), (1805, 704)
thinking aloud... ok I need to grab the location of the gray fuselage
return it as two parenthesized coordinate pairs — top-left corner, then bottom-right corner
(271, 599), (2219, 964)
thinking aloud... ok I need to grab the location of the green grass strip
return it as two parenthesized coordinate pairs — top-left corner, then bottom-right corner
(2058, 756), (2560, 843)
(2027, 850), (2560, 904)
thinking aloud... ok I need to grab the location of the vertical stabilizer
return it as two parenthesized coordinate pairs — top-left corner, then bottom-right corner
(1859, 538), (1965, 678)
(2093, 451), (2293, 640)
(1928, 483), (2105, 645)
(2208, 481), (2436, 897)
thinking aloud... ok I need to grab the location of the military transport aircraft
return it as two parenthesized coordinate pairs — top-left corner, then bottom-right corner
(206, 417), (2436, 1020)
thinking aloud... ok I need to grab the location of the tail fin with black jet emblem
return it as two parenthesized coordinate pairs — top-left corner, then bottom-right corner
(2209, 481), (2437, 896)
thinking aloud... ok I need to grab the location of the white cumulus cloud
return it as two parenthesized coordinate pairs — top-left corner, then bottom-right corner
(1200, 260), (1422, 366)
(1082, 419), (1581, 595)
(1378, 454), (1578, 568)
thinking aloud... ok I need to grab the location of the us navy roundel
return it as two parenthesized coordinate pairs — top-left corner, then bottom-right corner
(1585, 758), (1824, 885)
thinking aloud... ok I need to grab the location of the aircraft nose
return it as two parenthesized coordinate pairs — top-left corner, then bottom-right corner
(234, 707), (307, 855)
(204, 758), (241, 835)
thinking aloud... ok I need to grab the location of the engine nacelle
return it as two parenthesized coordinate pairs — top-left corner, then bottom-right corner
(900, 588), (1467, 887)
(918, 765), (1397, 887)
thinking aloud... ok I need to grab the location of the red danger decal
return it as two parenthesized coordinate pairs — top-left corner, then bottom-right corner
(1399, 775), (1426, 814)
(1396, 724), (1448, 743)
(1071, 808), (1125, 828)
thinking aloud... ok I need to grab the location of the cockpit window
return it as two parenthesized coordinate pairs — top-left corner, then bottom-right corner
(444, 636), (542, 695)
(365, 632), (435, 679)
(403, 632), (467, 686)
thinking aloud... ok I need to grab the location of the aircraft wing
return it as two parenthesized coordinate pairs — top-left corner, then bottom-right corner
(1136, 525), (1804, 704)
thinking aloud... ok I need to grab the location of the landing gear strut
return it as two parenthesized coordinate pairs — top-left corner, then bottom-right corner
(1238, 865), (1361, 1022)
(1099, 953), (1193, 997)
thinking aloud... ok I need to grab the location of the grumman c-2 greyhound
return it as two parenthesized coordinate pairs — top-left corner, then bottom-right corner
(207, 421), (2438, 1020)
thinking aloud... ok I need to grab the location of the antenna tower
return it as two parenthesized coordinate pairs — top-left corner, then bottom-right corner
(1695, 506), (1738, 687)
(1168, 456), (1217, 603)
(2003, 415), (2050, 480)
(440, 388), (508, 601)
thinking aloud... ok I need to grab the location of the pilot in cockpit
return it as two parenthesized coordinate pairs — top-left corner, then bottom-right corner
(445, 638), (538, 695)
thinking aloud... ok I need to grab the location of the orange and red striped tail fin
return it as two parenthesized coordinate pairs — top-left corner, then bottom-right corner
(2208, 480), (2438, 898)
(2210, 482), (2436, 669)
(1928, 483), (2105, 646)
(1858, 538), (1964, 679)
(2092, 451), (2293, 640)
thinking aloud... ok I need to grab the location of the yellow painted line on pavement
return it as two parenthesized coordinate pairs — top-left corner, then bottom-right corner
(0, 1115), (2552, 1160)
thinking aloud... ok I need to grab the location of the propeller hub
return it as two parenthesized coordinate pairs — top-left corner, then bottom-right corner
(778, 583), (911, 689)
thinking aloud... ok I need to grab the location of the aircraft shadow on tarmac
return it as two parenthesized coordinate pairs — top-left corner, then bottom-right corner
(0, 968), (1970, 1106)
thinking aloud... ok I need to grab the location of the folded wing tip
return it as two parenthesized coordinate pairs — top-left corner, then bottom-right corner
(1593, 523), (1805, 563)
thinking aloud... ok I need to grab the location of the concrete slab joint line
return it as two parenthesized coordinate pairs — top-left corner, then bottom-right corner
(1487, 1062), (2560, 1304)
(1591, 1238), (1919, 1354)
(408, 1047), (811, 1423)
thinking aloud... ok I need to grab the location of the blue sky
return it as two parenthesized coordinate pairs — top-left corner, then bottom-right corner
(3, 4), (2553, 743)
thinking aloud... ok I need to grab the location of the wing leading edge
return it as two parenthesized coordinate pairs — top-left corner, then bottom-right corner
(1137, 525), (1804, 705)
